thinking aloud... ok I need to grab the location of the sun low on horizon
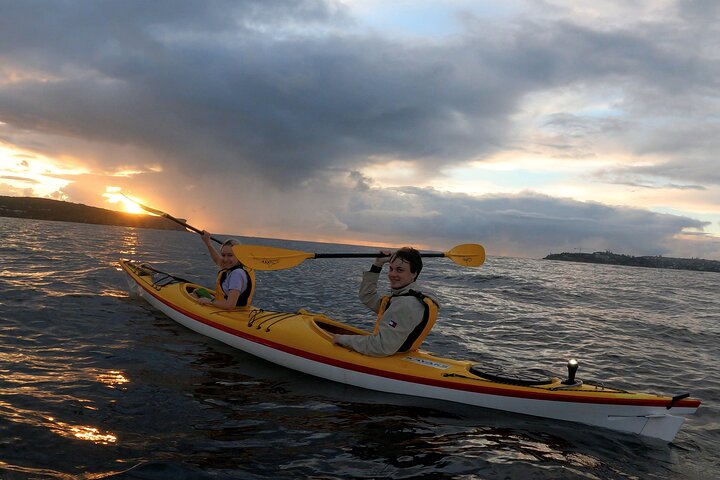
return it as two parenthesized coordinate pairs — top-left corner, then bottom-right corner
(102, 187), (146, 215)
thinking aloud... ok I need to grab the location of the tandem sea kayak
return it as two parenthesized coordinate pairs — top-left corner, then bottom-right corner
(120, 259), (700, 442)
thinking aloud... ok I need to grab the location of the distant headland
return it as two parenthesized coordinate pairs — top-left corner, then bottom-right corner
(544, 251), (720, 273)
(0, 196), (185, 231)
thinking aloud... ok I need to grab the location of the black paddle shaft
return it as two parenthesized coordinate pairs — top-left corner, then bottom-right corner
(313, 252), (444, 259)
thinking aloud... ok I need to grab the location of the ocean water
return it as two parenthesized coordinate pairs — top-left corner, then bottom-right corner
(0, 216), (718, 479)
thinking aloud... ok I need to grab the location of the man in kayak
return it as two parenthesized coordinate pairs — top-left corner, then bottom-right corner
(193, 231), (255, 308)
(332, 247), (439, 356)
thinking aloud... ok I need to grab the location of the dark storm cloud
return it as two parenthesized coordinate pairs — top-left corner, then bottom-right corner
(340, 186), (709, 256)
(1, 1), (716, 186)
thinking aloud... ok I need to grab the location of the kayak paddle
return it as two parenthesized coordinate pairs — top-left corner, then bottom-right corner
(121, 194), (222, 245)
(232, 243), (485, 271)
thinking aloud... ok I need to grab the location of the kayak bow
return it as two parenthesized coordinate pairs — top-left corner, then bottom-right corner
(120, 259), (700, 442)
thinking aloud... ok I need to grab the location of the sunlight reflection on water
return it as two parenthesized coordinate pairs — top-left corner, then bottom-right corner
(47, 416), (117, 445)
(120, 229), (140, 256)
(96, 370), (130, 388)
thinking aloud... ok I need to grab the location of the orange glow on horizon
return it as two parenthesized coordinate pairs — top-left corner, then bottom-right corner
(102, 187), (146, 214)
(0, 143), (89, 198)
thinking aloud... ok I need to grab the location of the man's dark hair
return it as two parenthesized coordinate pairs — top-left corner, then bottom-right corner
(390, 247), (423, 279)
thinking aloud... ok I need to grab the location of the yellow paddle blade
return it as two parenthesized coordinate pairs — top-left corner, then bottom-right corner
(232, 245), (315, 271)
(445, 243), (485, 267)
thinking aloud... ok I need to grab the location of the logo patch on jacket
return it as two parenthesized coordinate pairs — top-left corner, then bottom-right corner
(388, 320), (398, 328)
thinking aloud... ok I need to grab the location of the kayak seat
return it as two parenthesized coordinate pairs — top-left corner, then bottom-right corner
(469, 365), (555, 386)
(314, 319), (365, 336)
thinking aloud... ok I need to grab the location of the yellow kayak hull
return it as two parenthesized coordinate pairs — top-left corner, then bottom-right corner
(120, 260), (700, 442)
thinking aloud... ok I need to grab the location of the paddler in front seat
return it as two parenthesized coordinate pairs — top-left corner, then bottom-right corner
(193, 231), (254, 309)
(332, 247), (439, 357)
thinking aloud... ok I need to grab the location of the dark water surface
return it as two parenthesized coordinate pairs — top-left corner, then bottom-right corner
(0, 217), (717, 479)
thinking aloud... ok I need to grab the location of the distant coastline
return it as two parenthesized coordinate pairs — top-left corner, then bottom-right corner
(544, 251), (720, 273)
(0, 196), (185, 231)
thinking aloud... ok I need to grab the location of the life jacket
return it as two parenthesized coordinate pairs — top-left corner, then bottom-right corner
(215, 265), (255, 306)
(372, 290), (438, 353)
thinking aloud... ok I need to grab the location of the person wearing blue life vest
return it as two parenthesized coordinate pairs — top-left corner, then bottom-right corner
(193, 231), (255, 309)
(332, 247), (439, 357)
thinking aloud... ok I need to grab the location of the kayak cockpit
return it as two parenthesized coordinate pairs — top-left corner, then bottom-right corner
(311, 316), (368, 337)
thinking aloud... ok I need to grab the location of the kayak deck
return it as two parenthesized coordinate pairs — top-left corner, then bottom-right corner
(120, 259), (700, 442)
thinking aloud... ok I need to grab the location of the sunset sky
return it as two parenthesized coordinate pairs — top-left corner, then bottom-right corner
(1, 1), (719, 259)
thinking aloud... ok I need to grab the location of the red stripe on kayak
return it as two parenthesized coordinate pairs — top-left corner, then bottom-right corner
(124, 264), (701, 410)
